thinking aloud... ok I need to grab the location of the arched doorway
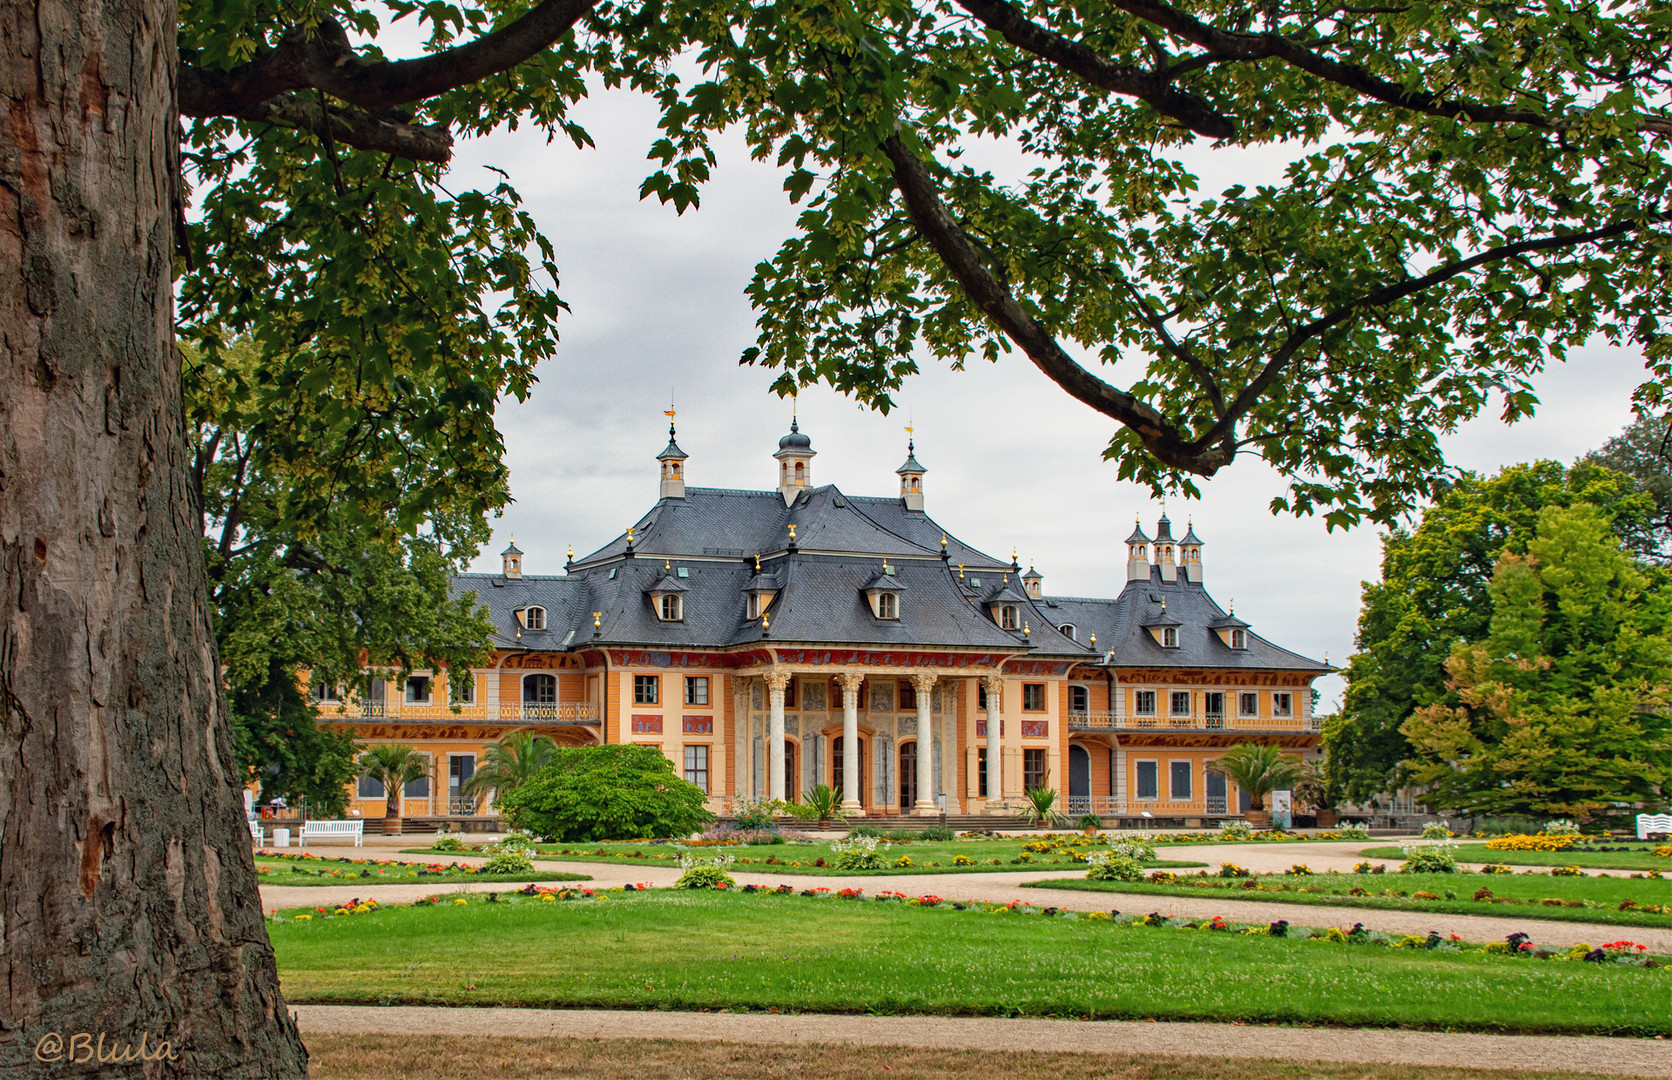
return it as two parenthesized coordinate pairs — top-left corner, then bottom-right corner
(523, 673), (556, 721)
(831, 735), (867, 808)
(1068, 744), (1091, 813)
(898, 740), (917, 810)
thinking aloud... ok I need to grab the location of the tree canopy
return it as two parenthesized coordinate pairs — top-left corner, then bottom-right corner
(1325, 459), (1656, 803)
(175, 0), (1672, 530)
(1402, 503), (1672, 821)
(497, 744), (715, 841)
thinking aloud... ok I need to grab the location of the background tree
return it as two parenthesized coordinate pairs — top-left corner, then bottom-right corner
(461, 731), (560, 803)
(357, 743), (435, 835)
(1213, 743), (1306, 814)
(1585, 415), (1672, 564)
(496, 745), (714, 842)
(1326, 461), (1655, 802)
(1402, 504), (1672, 821)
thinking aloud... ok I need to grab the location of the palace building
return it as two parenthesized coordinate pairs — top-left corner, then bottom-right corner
(319, 421), (1328, 824)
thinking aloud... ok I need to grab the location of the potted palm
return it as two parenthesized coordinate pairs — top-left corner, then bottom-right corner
(801, 783), (844, 828)
(462, 731), (558, 811)
(358, 743), (432, 836)
(1023, 782), (1067, 829)
(1214, 743), (1305, 829)
(1292, 761), (1339, 828)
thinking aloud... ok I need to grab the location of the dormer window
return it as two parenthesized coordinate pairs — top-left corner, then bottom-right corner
(659, 594), (683, 621)
(1059, 623), (1077, 641)
(863, 563), (905, 621)
(1230, 628), (1247, 649)
(519, 606), (546, 631)
(1000, 605), (1019, 630)
(875, 592), (898, 619)
(1162, 626), (1179, 648)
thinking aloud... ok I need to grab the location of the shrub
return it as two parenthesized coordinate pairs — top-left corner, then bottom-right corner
(830, 835), (891, 870)
(1480, 863), (1514, 874)
(1550, 865), (1584, 877)
(1335, 824), (1371, 840)
(486, 832), (538, 855)
(1077, 813), (1103, 832)
(430, 834), (469, 852)
(673, 853), (736, 889)
(729, 797), (785, 831)
(1653, 844), (1672, 858)
(1219, 820), (1254, 841)
(1399, 840), (1458, 873)
(1353, 861), (1386, 874)
(1286, 863), (1314, 876)
(847, 825), (885, 839)
(953, 854), (973, 866)
(916, 825), (955, 842)
(496, 745), (714, 842)
(1542, 819), (1581, 836)
(1085, 851), (1145, 881)
(1107, 836), (1157, 862)
(1218, 862), (1251, 878)
(480, 850), (535, 875)
(1420, 820), (1453, 840)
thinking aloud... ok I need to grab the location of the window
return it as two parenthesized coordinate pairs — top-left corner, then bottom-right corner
(1022, 684), (1046, 711)
(521, 606), (546, 630)
(1000, 605), (1019, 630)
(403, 757), (431, 798)
(1170, 760), (1193, 799)
(877, 592), (899, 619)
(684, 676), (709, 706)
(977, 747), (988, 797)
(524, 673), (556, 704)
(977, 682), (988, 710)
(310, 681), (339, 703)
(449, 675), (476, 704)
(634, 675), (659, 705)
(1273, 692), (1293, 717)
(1059, 623), (1077, 641)
(1204, 691), (1224, 718)
(1239, 692), (1259, 717)
(404, 676), (432, 703)
(1068, 685), (1089, 715)
(1023, 748), (1048, 790)
(1134, 690), (1157, 716)
(749, 593), (765, 618)
(898, 680), (917, 711)
(357, 774), (384, 799)
(1229, 628), (1247, 649)
(658, 594), (683, 621)
(1170, 690), (1191, 717)
(784, 678), (797, 708)
(684, 745), (709, 792)
(1161, 626), (1179, 648)
(1136, 760), (1159, 799)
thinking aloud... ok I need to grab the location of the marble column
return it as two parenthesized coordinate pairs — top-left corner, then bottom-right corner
(836, 671), (865, 814)
(912, 672), (939, 814)
(983, 674), (1003, 814)
(766, 670), (790, 802)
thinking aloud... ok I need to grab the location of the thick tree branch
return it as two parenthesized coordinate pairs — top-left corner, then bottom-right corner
(881, 135), (1232, 474)
(233, 94), (454, 162)
(181, 0), (598, 152)
(954, 0), (1235, 138)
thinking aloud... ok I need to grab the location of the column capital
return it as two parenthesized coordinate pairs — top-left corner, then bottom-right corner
(910, 671), (939, 693)
(764, 669), (792, 692)
(981, 673), (1004, 695)
(835, 670), (865, 694)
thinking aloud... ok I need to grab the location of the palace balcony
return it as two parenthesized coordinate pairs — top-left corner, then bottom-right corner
(1067, 711), (1323, 735)
(318, 701), (600, 726)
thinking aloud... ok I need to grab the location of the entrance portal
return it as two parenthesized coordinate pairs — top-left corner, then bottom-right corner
(898, 740), (917, 810)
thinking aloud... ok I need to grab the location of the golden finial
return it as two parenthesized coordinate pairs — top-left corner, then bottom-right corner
(1324, 650), (1330, 666)
(626, 526), (635, 544)
(665, 558), (671, 572)
(593, 612), (602, 628)
(762, 613), (770, 631)
(787, 524), (796, 541)
(755, 554), (761, 572)
(1003, 573), (1008, 584)
(1161, 597), (1167, 613)
(882, 557), (890, 573)
(958, 563), (965, 580)
(1022, 621), (1031, 637)
(1089, 633), (1097, 647)
(567, 543), (573, 561)
(940, 534), (947, 549)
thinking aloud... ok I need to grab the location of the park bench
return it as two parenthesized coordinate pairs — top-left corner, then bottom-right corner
(299, 819), (365, 848)
(1637, 813), (1672, 840)
(248, 819), (263, 846)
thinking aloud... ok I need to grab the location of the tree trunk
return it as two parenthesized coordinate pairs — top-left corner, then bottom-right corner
(385, 791), (402, 837)
(0, 0), (308, 1073)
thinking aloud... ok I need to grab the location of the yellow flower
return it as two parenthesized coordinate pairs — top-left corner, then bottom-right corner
(453, 898), (468, 906)
(539, 893), (556, 902)
(295, 914), (312, 921)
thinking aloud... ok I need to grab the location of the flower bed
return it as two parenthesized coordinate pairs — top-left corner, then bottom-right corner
(1486, 834), (1582, 852)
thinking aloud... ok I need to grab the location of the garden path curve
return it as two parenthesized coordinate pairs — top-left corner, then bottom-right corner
(291, 1004), (1672, 1078)
(260, 840), (1672, 952)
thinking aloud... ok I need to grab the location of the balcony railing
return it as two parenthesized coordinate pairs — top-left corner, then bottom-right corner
(319, 701), (600, 726)
(1067, 712), (1314, 733)
(1065, 795), (1240, 817)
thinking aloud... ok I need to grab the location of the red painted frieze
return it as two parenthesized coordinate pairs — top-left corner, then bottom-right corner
(682, 716), (714, 734)
(630, 714), (664, 733)
(1020, 720), (1050, 739)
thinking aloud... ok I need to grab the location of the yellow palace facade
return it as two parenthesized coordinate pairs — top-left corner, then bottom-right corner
(314, 423), (1327, 825)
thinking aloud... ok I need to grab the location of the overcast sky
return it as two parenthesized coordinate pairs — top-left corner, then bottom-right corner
(437, 81), (1650, 713)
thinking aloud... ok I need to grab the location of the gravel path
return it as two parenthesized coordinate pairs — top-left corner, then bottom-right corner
(292, 1005), (1672, 1078)
(262, 840), (1672, 951)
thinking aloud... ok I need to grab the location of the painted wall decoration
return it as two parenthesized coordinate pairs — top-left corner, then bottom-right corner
(631, 715), (664, 734)
(682, 716), (713, 734)
(1020, 720), (1049, 739)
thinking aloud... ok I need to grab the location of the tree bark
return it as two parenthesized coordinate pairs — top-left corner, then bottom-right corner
(0, 0), (309, 1073)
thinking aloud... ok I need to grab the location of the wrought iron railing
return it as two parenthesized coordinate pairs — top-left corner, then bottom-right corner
(321, 701), (600, 725)
(1068, 712), (1314, 734)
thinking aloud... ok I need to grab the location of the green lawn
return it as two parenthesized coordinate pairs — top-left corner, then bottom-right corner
(400, 838), (1204, 876)
(1027, 869), (1672, 929)
(255, 855), (589, 888)
(1363, 843), (1672, 872)
(269, 891), (1670, 1035)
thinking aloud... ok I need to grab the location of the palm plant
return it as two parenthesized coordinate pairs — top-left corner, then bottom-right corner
(1023, 783), (1067, 829)
(800, 783), (844, 826)
(461, 731), (558, 806)
(357, 743), (432, 835)
(1214, 743), (1307, 813)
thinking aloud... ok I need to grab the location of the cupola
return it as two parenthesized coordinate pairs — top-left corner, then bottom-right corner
(657, 418), (688, 500)
(1154, 512), (1177, 582)
(1022, 564), (1043, 598)
(774, 417), (816, 503)
(896, 438), (926, 512)
(501, 540), (524, 580)
(1180, 520), (1203, 583)
(1125, 520), (1151, 583)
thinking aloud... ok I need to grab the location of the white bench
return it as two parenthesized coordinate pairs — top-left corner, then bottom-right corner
(1637, 813), (1672, 840)
(300, 819), (365, 848)
(248, 819), (264, 846)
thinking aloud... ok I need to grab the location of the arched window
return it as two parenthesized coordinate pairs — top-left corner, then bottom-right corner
(793, 461), (805, 485)
(659, 594), (683, 621)
(876, 592), (898, 619)
(523, 673), (556, 704)
(1230, 628), (1247, 649)
(521, 606), (545, 630)
(1000, 605), (1019, 630)
(1162, 627), (1179, 648)
(1059, 623), (1077, 641)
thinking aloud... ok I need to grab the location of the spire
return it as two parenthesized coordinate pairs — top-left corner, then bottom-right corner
(896, 431), (926, 511)
(501, 539), (523, 579)
(1181, 517), (1203, 583)
(773, 412), (816, 503)
(658, 411), (687, 499)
